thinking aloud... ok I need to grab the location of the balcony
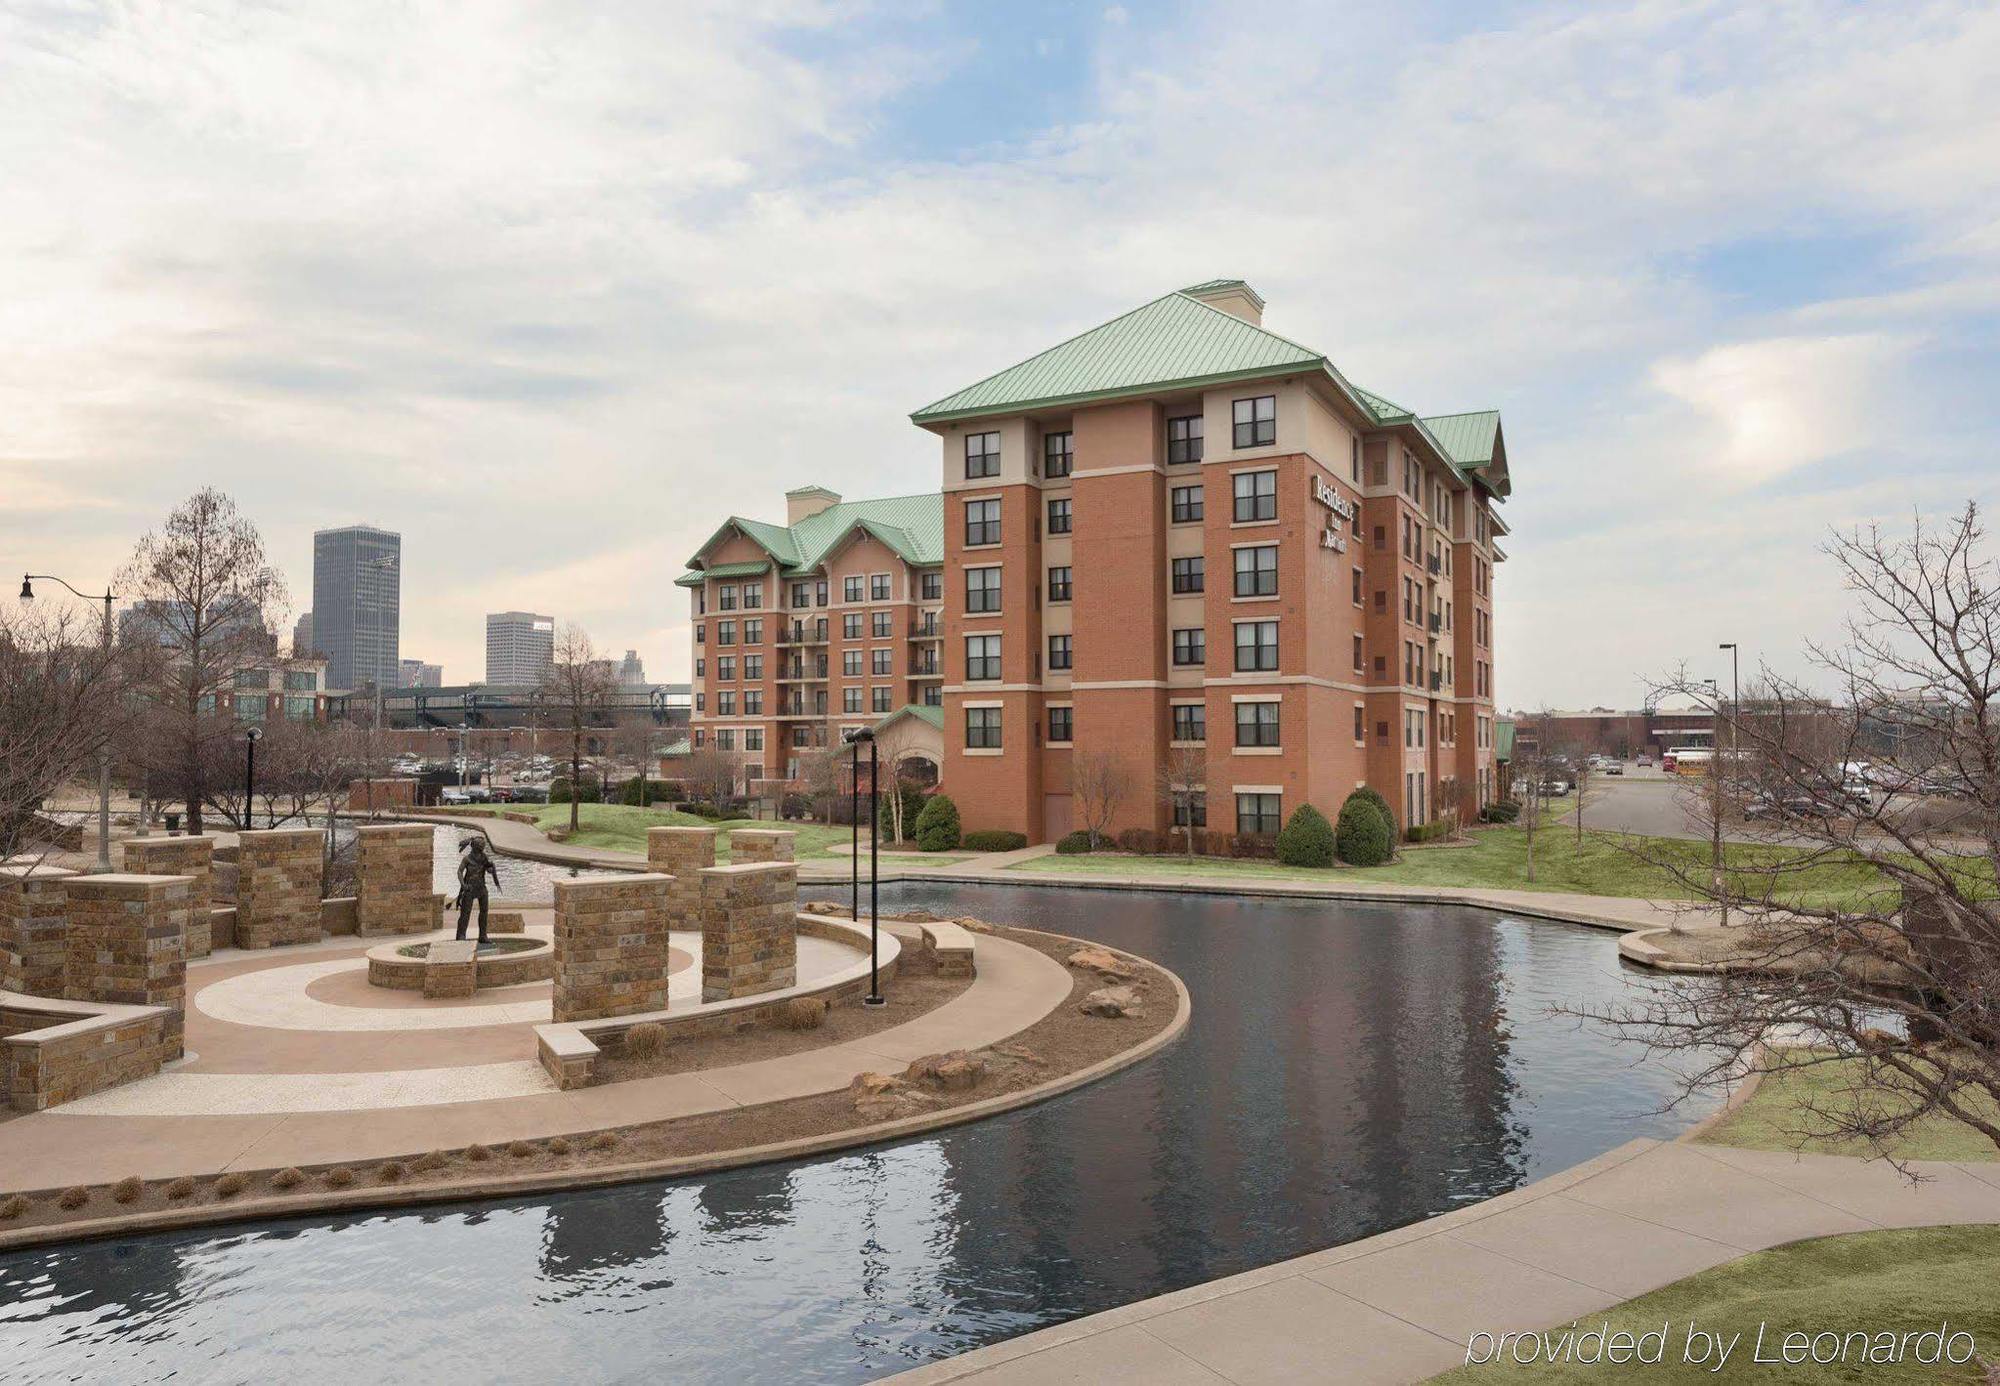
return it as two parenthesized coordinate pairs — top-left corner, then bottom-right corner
(777, 663), (829, 682)
(912, 655), (940, 676)
(909, 619), (941, 639)
(1427, 555), (1441, 576)
(777, 624), (828, 647)
(1428, 613), (1442, 634)
(1430, 671), (1445, 692)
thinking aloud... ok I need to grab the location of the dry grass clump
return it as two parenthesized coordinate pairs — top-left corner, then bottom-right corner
(411, 1151), (447, 1173)
(771, 998), (826, 1031)
(323, 1167), (356, 1189)
(506, 1140), (534, 1159)
(622, 1022), (667, 1059)
(213, 1174), (247, 1199)
(270, 1167), (305, 1190)
(57, 1186), (89, 1210)
(464, 1143), (492, 1163)
(164, 1176), (196, 1201)
(112, 1176), (144, 1205)
(0, 1194), (28, 1219)
(586, 1130), (619, 1152)
(546, 1137), (571, 1156)
(376, 1162), (406, 1183)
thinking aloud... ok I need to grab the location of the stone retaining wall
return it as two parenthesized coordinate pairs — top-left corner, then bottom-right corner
(62, 874), (189, 1059)
(552, 873), (673, 1022)
(235, 828), (323, 949)
(0, 864), (73, 996)
(355, 824), (434, 936)
(699, 862), (797, 1002)
(647, 826), (715, 927)
(2, 996), (176, 1111)
(729, 829), (796, 864)
(118, 835), (217, 958)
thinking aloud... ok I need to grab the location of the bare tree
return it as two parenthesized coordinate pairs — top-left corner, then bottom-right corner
(1072, 748), (1136, 849)
(1512, 710), (1555, 883)
(0, 603), (125, 866)
(1156, 744), (1207, 859)
(539, 623), (616, 831)
(795, 722), (843, 823)
(1560, 730), (1596, 846)
(118, 489), (286, 835)
(1577, 504), (2000, 1165)
(683, 744), (739, 810)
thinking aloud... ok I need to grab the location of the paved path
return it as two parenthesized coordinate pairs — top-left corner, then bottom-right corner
(0, 928), (1071, 1189)
(887, 1140), (2000, 1386)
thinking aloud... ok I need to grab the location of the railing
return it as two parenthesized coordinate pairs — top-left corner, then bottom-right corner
(1430, 672), (1444, 691)
(1428, 613), (1442, 634)
(909, 620), (940, 638)
(913, 656), (939, 676)
(1427, 555), (1441, 576)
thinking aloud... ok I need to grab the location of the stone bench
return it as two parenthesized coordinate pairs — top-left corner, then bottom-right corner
(423, 939), (478, 999)
(2, 991), (176, 1111)
(535, 1022), (598, 1089)
(917, 919), (976, 978)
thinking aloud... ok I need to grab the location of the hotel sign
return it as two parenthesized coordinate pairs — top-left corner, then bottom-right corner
(1313, 474), (1354, 552)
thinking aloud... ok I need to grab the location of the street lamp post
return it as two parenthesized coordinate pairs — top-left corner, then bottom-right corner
(21, 573), (116, 872)
(1717, 642), (1741, 753)
(243, 726), (261, 829)
(844, 727), (885, 1007)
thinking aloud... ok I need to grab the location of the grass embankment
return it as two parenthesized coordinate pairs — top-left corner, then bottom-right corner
(1700, 1052), (2000, 1163)
(1439, 1226), (2000, 1384)
(471, 802), (965, 865)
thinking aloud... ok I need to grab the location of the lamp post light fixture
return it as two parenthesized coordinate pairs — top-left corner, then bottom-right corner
(1718, 642), (1741, 753)
(21, 573), (116, 872)
(242, 726), (262, 830)
(843, 726), (885, 1007)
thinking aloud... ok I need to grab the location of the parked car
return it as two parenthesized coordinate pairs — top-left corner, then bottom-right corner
(1636, 754), (1654, 768)
(1539, 778), (1572, 797)
(440, 787), (472, 805)
(1603, 761), (1625, 776)
(1745, 790), (1815, 820)
(1838, 780), (1875, 810)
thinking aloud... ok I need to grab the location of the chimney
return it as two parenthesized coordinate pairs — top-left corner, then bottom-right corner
(1185, 279), (1265, 327)
(785, 485), (841, 525)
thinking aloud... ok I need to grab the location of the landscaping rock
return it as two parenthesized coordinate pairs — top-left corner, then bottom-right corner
(955, 917), (993, 934)
(850, 1070), (938, 1121)
(1080, 984), (1143, 1019)
(905, 1051), (986, 1091)
(1065, 946), (1133, 980)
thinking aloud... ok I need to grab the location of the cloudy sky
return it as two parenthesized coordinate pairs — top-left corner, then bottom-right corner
(4, 0), (1998, 709)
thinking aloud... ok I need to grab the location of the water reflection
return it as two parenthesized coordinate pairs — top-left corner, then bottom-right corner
(0, 885), (1708, 1385)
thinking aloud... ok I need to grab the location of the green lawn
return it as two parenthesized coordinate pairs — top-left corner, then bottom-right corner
(1436, 1226), (2000, 1383)
(1701, 1052), (1999, 1163)
(499, 803), (871, 861)
(1008, 816), (1908, 912)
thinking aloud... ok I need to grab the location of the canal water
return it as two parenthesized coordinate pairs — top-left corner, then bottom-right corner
(0, 882), (1709, 1385)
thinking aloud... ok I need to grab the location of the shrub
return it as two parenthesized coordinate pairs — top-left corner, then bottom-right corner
(0, 1194), (28, 1219)
(1405, 820), (1453, 844)
(550, 776), (602, 804)
(57, 1185), (88, 1210)
(772, 997), (826, 1031)
(1335, 791), (1395, 866)
(214, 1173), (247, 1198)
(1481, 801), (1521, 824)
(913, 794), (962, 851)
(323, 1167), (355, 1188)
(1055, 830), (1095, 855)
(112, 1176), (144, 1204)
(547, 1137), (572, 1156)
(463, 1143), (492, 1163)
(270, 1167), (305, 1189)
(507, 1141), (535, 1159)
(962, 829), (1027, 852)
(411, 1151), (447, 1173)
(1349, 785), (1394, 824)
(586, 1131), (619, 1152)
(164, 1176), (196, 1200)
(1275, 804), (1337, 868)
(617, 776), (657, 806)
(622, 1022), (667, 1059)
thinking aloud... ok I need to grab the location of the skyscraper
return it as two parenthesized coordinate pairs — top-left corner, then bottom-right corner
(618, 649), (647, 686)
(399, 659), (443, 687)
(312, 525), (401, 692)
(486, 611), (554, 685)
(293, 610), (316, 656)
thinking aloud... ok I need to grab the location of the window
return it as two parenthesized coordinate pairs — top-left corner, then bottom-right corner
(843, 575), (864, 602)
(744, 690), (764, 715)
(716, 620), (736, 646)
(1235, 700), (1280, 747)
(871, 574), (891, 601)
(1352, 567), (1364, 605)
(716, 729), (734, 750)
(694, 658), (705, 678)
(742, 618), (762, 645)
(843, 612), (862, 640)
(1167, 414), (1203, 465)
(1047, 566), (1072, 601)
(1351, 435), (1361, 483)
(694, 624), (704, 645)
(1352, 634), (1364, 672)
(871, 610), (892, 638)
(1172, 703), (1206, 743)
(1047, 497), (1072, 534)
(843, 687), (862, 713)
(872, 687), (893, 713)
(1048, 706), (1073, 743)
(921, 571), (942, 601)
(1234, 620), (1278, 672)
(742, 583), (763, 610)
(842, 650), (862, 677)
(1232, 469), (1277, 522)
(284, 695), (314, 720)
(1173, 792), (1208, 828)
(1232, 395), (1276, 448)
(966, 634), (1001, 680)
(717, 584), (737, 611)
(1171, 556), (1204, 593)
(871, 649), (892, 675)
(717, 691), (736, 716)
(965, 498), (1001, 546)
(816, 579), (829, 607)
(1043, 431), (1073, 478)
(1353, 704), (1366, 741)
(233, 693), (266, 721)
(792, 581), (813, 609)
(283, 669), (316, 692)
(1233, 544), (1278, 597)
(966, 706), (1002, 748)
(1236, 792), (1281, 835)
(694, 693), (705, 713)
(922, 685), (942, 707)
(1048, 634), (1072, 671)
(1172, 627), (1206, 666)
(965, 431), (1000, 479)
(1171, 485), (1203, 523)
(966, 566), (1001, 613)
(717, 656), (736, 681)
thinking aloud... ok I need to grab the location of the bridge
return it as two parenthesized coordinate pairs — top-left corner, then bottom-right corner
(330, 682), (692, 731)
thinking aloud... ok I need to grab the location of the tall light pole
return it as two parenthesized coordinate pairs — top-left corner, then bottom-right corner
(21, 574), (116, 872)
(242, 726), (261, 830)
(844, 726), (885, 1007)
(1717, 642), (1740, 753)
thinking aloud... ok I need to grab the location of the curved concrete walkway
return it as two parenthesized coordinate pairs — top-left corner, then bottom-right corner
(888, 1139), (2000, 1386)
(0, 929), (1071, 1189)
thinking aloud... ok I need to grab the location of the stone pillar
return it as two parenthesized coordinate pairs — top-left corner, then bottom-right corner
(730, 829), (796, 864)
(552, 873), (673, 1022)
(118, 835), (218, 958)
(698, 862), (797, 1002)
(235, 828), (324, 949)
(0, 864), (74, 995)
(355, 824), (436, 936)
(647, 826), (715, 927)
(63, 873), (189, 1058)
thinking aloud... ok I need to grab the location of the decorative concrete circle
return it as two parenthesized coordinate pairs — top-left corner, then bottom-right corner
(365, 936), (555, 991)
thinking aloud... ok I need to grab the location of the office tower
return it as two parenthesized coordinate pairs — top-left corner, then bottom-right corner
(486, 611), (555, 685)
(312, 525), (401, 692)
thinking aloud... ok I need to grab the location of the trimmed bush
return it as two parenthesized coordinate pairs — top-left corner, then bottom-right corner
(1349, 784), (1394, 824)
(1405, 819), (1453, 844)
(214, 1173), (247, 1198)
(164, 1176), (197, 1199)
(962, 829), (1028, 852)
(1055, 830), (1095, 855)
(1335, 791), (1395, 866)
(112, 1175), (144, 1204)
(57, 1185), (88, 1210)
(772, 997), (826, 1031)
(913, 794), (962, 851)
(271, 1166), (305, 1189)
(1275, 804), (1336, 868)
(547, 1136), (572, 1156)
(617, 776), (658, 806)
(550, 776), (602, 804)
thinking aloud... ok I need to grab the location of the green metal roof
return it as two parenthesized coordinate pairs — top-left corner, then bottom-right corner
(1180, 278), (1266, 308)
(683, 493), (943, 578)
(674, 559), (769, 588)
(1494, 718), (1516, 762)
(1420, 411), (1500, 466)
(874, 703), (944, 735)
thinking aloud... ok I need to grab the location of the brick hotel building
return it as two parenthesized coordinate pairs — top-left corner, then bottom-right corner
(681, 280), (1511, 843)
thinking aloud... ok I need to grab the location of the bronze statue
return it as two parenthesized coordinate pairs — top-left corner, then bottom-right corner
(455, 836), (500, 945)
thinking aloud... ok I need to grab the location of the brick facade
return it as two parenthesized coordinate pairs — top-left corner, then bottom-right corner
(118, 834), (218, 958)
(647, 825), (716, 926)
(235, 828), (325, 949)
(62, 873), (189, 1059)
(0, 864), (74, 996)
(697, 862), (798, 1001)
(551, 873), (673, 1022)
(355, 824), (436, 936)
